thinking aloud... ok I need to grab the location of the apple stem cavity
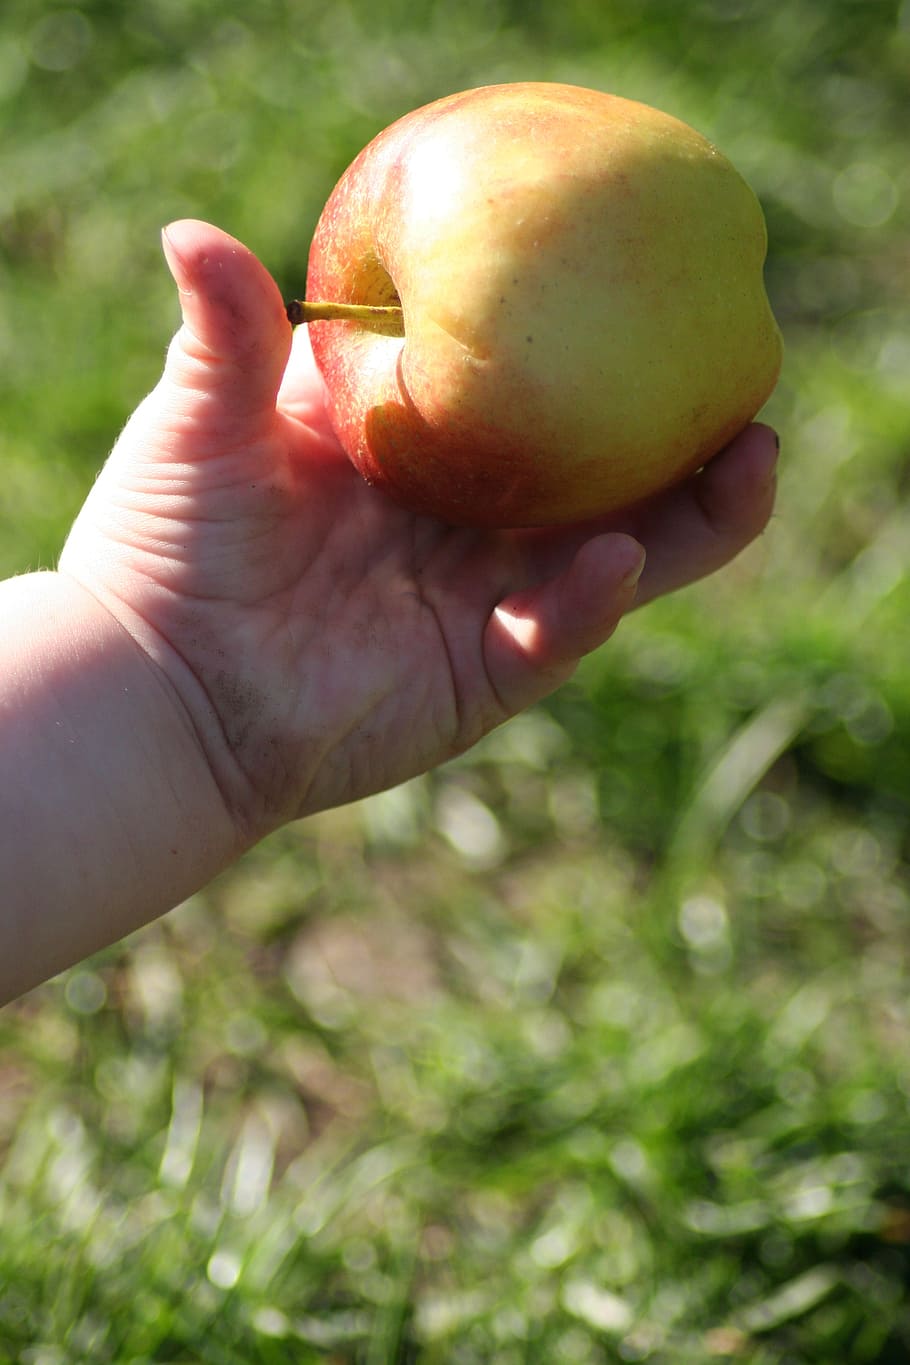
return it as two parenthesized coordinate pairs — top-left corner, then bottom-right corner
(286, 299), (405, 328)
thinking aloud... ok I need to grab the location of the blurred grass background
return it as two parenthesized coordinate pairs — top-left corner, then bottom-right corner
(2, 0), (910, 1360)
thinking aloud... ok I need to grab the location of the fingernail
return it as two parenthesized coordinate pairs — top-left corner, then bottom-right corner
(161, 225), (193, 296)
(764, 431), (781, 487)
(622, 545), (647, 591)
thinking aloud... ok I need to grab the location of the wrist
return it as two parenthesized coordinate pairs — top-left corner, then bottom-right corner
(0, 571), (240, 1001)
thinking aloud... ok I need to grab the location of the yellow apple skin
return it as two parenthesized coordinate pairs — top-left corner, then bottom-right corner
(305, 82), (782, 528)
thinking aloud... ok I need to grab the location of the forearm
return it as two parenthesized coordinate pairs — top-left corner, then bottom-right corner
(0, 572), (239, 1004)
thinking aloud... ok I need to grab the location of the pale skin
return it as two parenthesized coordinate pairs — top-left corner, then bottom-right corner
(0, 220), (778, 1005)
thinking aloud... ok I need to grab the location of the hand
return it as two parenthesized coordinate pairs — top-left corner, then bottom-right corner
(60, 220), (778, 847)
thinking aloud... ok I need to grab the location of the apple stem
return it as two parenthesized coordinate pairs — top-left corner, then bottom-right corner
(286, 299), (405, 327)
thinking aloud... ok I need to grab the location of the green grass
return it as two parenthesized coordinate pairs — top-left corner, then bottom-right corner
(3, 0), (910, 1360)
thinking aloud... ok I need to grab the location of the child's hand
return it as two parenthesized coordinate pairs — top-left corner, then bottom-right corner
(60, 219), (778, 846)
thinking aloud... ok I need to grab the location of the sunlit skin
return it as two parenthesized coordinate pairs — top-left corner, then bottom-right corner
(1, 220), (777, 1002)
(306, 83), (782, 527)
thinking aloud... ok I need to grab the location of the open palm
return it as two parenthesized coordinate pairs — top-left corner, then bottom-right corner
(60, 220), (778, 847)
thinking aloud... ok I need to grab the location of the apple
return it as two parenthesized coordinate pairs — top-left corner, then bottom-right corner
(295, 82), (782, 528)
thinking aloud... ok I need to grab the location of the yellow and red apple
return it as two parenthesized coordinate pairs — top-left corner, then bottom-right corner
(296, 82), (782, 528)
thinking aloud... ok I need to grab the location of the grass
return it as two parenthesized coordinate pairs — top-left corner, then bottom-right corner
(2, 0), (910, 1359)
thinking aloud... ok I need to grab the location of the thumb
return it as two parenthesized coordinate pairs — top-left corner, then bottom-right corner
(157, 219), (291, 442)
